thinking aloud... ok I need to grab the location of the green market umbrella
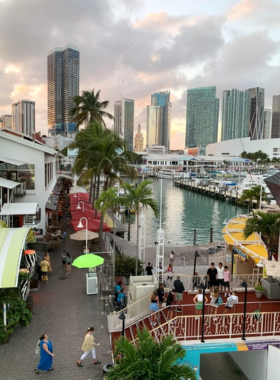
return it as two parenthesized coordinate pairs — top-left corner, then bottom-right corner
(72, 253), (104, 269)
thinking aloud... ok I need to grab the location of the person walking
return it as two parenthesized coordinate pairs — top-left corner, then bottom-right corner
(45, 252), (52, 275)
(39, 257), (50, 283)
(117, 289), (125, 310)
(193, 289), (208, 319)
(223, 266), (230, 297)
(65, 252), (72, 275)
(210, 287), (220, 320)
(216, 262), (224, 291)
(170, 251), (175, 265)
(223, 291), (238, 314)
(77, 327), (101, 367)
(149, 290), (159, 327)
(146, 262), (153, 275)
(157, 283), (165, 308)
(35, 333), (54, 374)
(166, 289), (177, 322)
(166, 264), (173, 281)
(61, 250), (67, 270)
(173, 276), (185, 312)
(114, 281), (122, 304)
(207, 262), (217, 292)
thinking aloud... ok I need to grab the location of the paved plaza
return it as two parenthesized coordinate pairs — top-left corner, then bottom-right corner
(0, 215), (112, 380)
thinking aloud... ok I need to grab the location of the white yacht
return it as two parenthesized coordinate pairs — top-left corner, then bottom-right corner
(158, 169), (184, 179)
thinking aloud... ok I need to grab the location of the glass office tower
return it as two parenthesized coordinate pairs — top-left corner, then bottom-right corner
(186, 86), (219, 147)
(114, 98), (134, 151)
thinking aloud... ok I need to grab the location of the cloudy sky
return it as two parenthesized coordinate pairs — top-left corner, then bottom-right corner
(1, 0), (280, 148)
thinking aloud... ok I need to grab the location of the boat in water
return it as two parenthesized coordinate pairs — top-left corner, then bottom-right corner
(157, 169), (184, 179)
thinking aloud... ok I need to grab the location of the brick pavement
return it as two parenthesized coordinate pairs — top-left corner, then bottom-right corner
(0, 214), (112, 380)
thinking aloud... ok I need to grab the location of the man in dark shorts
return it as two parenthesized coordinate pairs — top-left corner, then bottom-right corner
(173, 276), (185, 312)
(207, 262), (217, 292)
(146, 262), (153, 275)
(157, 283), (165, 308)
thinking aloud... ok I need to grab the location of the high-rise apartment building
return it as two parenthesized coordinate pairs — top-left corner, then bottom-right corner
(151, 91), (171, 149)
(12, 100), (35, 136)
(114, 98), (134, 151)
(186, 86), (219, 147)
(0, 115), (12, 129)
(48, 44), (80, 137)
(146, 105), (163, 147)
(248, 87), (265, 140)
(134, 124), (144, 152)
(271, 94), (280, 138)
(263, 108), (272, 139)
(221, 89), (250, 141)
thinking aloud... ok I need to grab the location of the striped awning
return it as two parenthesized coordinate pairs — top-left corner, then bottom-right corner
(0, 227), (30, 288)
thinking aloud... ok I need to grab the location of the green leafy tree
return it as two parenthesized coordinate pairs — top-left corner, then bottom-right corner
(239, 185), (268, 211)
(69, 89), (113, 129)
(106, 328), (196, 380)
(122, 180), (158, 274)
(243, 211), (280, 260)
(115, 253), (144, 276)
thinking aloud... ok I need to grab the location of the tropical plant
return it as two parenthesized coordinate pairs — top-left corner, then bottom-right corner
(239, 185), (268, 211)
(106, 328), (196, 380)
(122, 180), (158, 274)
(0, 220), (7, 228)
(69, 89), (113, 129)
(243, 211), (280, 260)
(115, 253), (144, 277)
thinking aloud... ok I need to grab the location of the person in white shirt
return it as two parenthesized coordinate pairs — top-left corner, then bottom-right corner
(216, 262), (224, 291)
(223, 291), (238, 314)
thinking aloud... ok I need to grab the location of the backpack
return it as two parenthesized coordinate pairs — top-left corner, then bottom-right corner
(35, 340), (40, 355)
(215, 296), (223, 306)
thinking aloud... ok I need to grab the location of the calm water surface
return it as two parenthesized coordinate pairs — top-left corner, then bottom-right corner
(124, 179), (246, 247)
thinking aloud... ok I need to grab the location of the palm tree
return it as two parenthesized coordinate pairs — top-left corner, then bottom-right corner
(123, 180), (158, 274)
(239, 185), (268, 211)
(95, 188), (124, 284)
(243, 211), (280, 260)
(69, 89), (113, 128)
(106, 328), (196, 380)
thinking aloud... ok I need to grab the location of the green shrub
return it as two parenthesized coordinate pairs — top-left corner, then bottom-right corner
(254, 286), (264, 291)
(115, 253), (144, 276)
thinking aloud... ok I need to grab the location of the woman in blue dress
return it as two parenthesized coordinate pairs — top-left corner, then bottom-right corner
(35, 334), (54, 374)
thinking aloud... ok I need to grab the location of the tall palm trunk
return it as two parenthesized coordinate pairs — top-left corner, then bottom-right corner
(98, 175), (109, 250)
(95, 174), (101, 218)
(135, 210), (140, 275)
(92, 173), (97, 210)
(89, 172), (94, 203)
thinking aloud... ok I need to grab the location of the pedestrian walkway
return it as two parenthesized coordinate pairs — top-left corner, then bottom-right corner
(0, 213), (112, 380)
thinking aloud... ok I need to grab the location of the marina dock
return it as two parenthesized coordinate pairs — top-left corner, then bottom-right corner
(173, 178), (263, 206)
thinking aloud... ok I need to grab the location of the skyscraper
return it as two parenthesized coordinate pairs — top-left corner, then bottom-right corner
(221, 89), (250, 141)
(248, 87), (265, 140)
(186, 87), (219, 147)
(47, 44), (80, 137)
(146, 105), (163, 147)
(151, 91), (171, 149)
(134, 124), (144, 152)
(12, 100), (35, 136)
(263, 108), (272, 139)
(271, 94), (280, 138)
(0, 115), (12, 129)
(114, 98), (134, 151)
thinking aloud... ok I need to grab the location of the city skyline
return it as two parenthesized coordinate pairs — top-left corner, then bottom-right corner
(1, 0), (280, 148)
(114, 98), (135, 151)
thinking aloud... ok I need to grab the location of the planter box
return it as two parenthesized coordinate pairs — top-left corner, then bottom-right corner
(261, 278), (280, 300)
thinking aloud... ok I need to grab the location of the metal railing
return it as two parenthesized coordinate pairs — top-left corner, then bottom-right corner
(149, 311), (280, 343)
(175, 256), (186, 267)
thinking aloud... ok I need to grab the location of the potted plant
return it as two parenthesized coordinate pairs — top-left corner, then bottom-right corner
(254, 285), (264, 298)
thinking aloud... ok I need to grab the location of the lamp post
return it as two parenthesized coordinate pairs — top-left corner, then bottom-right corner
(119, 311), (126, 337)
(199, 283), (206, 343)
(77, 217), (88, 253)
(240, 281), (248, 340)
(193, 250), (200, 276)
(76, 201), (84, 212)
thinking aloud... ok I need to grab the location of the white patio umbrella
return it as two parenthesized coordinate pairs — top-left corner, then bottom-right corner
(70, 230), (99, 241)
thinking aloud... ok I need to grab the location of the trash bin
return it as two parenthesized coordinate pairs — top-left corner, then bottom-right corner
(103, 362), (115, 376)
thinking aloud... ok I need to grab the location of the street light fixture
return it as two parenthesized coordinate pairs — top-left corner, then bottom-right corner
(199, 282), (206, 343)
(118, 311), (126, 337)
(76, 201), (84, 212)
(77, 217), (89, 253)
(240, 281), (248, 341)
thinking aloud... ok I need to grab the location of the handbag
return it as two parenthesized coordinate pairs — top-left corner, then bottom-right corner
(35, 340), (40, 355)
